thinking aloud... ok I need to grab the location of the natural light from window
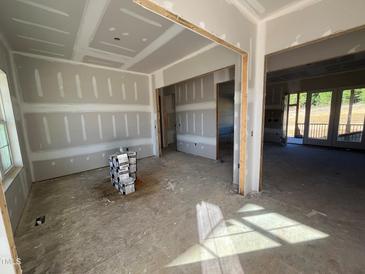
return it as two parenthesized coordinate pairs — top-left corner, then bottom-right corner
(0, 70), (13, 177)
(166, 202), (329, 271)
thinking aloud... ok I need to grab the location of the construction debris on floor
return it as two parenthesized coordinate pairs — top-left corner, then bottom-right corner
(109, 150), (137, 195)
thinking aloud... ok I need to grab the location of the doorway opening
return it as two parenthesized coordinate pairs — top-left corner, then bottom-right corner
(285, 92), (307, 144)
(159, 89), (177, 153)
(217, 80), (235, 163)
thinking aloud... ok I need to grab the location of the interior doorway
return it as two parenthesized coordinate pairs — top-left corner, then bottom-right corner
(217, 80), (235, 163)
(158, 88), (177, 154)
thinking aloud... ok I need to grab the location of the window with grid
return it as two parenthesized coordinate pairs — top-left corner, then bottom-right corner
(0, 91), (13, 175)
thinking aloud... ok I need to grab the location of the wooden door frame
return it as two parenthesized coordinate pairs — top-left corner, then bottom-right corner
(155, 88), (163, 157)
(134, 0), (249, 195)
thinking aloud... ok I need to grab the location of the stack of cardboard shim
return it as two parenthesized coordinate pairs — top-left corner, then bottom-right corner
(127, 151), (137, 180)
(109, 151), (137, 195)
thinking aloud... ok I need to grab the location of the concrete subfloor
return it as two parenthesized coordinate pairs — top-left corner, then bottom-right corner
(15, 144), (365, 273)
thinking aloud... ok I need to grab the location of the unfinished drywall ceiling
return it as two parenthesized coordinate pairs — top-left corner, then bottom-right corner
(89, 0), (173, 57)
(0, 0), (213, 73)
(128, 30), (211, 73)
(268, 51), (365, 83)
(148, 0), (256, 53)
(82, 55), (125, 68)
(237, 0), (301, 19)
(265, 0), (365, 54)
(267, 27), (365, 72)
(0, 0), (86, 58)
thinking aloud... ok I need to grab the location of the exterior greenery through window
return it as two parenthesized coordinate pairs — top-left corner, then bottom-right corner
(0, 92), (13, 175)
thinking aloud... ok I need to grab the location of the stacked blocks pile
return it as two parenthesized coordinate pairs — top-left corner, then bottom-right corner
(109, 151), (137, 195)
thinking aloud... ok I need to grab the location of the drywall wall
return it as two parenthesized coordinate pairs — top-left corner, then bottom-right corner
(153, 45), (243, 184)
(14, 53), (154, 182)
(161, 67), (234, 160)
(3, 169), (29, 230)
(0, 36), (32, 231)
(267, 27), (365, 72)
(175, 72), (217, 159)
(265, 0), (365, 55)
(156, 45), (238, 88)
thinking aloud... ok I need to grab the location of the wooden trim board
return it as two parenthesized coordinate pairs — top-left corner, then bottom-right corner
(239, 55), (248, 194)
(134, 0), (249, 195)
(0, 185), (21, 273)
(156, 88), (162, 157)
(216, 82), (220, 161)
(258, 57), (267, 191)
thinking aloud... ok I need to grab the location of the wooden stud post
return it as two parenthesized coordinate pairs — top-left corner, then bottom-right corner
(156, 89), (162, 157)
(239, 55), (248, 195)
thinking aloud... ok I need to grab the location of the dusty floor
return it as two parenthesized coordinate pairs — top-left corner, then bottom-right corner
(15, 144), (365, 274)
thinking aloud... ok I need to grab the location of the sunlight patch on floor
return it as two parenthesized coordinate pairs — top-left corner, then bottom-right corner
(243, 212), (329, 244)
(167, 202), (329, 271)
(237, 203), (265, 213)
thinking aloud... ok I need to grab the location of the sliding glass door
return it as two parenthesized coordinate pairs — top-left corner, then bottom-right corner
(332, 88), (365, 149)
(283, 88), (365, 150)
(305, 90), (334, 146)
(283, 92), (307, 145)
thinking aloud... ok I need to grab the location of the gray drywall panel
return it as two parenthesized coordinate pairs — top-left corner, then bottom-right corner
(163, 66), (236, 159)
(177, 110), (216, 138)
(177, 140), (216, 160)
(168, 70), (218, 158)
(129, 29), (211, 73)
(15, 54), (150, 104)
(175, 74), (215, 106)
(14, 54), (154, 182)
(67, 113), (87, 145)
(25, 112), (151, 152)
(83, 56), (124, 68)
(32, 144), (153, 182)
(89, 0), (172, 57)
(162, 46), (237, 88)
(5, 169), (30, 231)
(0, 0), (86, 58)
